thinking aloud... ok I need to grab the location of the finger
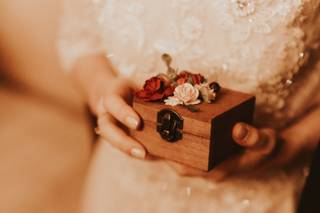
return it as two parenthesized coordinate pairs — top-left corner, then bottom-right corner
(207, 150), (265, 182)
(262, 136), (300, 169)
(208, 129), (277, 181)
(96, 97), (107, 115)
(97, 114), (146, 159)
(145, 155), (161, 161)
(256, 128), (277, 156)
(166, 161), (206, 177)
(233, 123), (276, 154)
(232, 123), (260, 148)
(104, 95), (141, 130)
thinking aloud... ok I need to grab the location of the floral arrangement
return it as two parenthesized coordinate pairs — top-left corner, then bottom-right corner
(136, 54), (221, 112)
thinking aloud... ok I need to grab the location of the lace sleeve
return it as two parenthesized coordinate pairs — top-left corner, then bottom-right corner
(58, 0), (105, 71)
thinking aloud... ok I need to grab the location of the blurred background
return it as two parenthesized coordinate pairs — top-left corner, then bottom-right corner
(0, 1), (92, 212)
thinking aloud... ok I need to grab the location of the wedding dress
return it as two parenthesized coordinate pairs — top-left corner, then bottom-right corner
(58, 0), (320, 212)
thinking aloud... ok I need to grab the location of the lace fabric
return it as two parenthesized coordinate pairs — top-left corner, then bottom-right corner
(58, 0), (105, 70)
(58, 0), (320, 129)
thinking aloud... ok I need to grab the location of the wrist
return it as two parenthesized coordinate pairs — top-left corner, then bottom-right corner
(70, 54), (117, 98)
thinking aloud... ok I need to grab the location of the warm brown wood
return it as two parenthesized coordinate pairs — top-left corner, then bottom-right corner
(131, 88), (255, 171)
(131, 120), (210, 170)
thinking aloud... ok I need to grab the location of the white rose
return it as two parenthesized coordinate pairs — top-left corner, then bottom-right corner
(171, 83), (200, 105)
(164, 96), (183, 106)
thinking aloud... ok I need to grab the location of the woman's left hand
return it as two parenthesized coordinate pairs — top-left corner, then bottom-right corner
(167, 106), (320, 181)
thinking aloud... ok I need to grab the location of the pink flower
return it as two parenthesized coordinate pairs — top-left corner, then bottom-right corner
(165, 83), (200, 106)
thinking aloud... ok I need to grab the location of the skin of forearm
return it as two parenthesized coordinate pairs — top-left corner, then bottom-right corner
(70, 54), (117, 99)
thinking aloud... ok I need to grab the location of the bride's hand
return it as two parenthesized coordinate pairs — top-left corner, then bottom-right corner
(167, 107), (320, 180)
(94, 79), (148, 160)
(167, 123), (277, 179)
(71, 55), (147, 160)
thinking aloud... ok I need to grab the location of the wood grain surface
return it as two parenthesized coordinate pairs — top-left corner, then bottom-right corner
(132, 89), (255, 171)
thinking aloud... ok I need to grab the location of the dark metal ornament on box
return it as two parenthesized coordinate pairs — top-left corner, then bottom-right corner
(157, 109), (184, 142)
(131, 88), (255, 171)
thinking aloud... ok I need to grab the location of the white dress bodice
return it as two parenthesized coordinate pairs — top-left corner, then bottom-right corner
(59, 0), (320, 129)
(58, 1), (320, 212)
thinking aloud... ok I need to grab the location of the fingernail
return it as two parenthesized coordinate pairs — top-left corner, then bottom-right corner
(130, 148), (146, 159)
(235, 124), (249, 140)
(125, 116), (139, 129)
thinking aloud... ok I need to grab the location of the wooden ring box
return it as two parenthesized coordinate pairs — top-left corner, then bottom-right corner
(131, 88), (255, 171)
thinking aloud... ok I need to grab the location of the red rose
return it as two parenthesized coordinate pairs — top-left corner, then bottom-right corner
(136, 77), (175, 101)
(176, 71), (205, 85)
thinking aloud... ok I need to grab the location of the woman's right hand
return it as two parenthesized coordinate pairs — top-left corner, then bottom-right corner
(94, 78), (147, 160)
(71, 55), (147, 160)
